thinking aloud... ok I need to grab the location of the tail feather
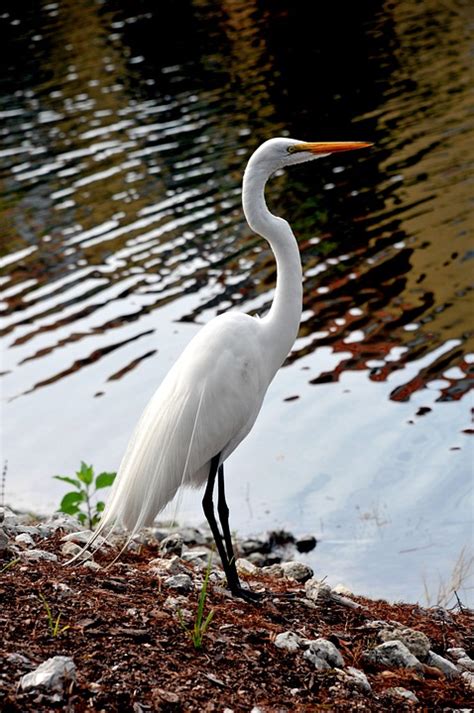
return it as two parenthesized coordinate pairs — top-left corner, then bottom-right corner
(67, 375), (209, 565)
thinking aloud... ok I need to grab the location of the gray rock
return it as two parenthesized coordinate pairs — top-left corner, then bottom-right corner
(344, 666), (371, 694)
(364, 640), (423, 671)
(305, 578), (332, 602)
(81, 560), (101, 571)
(330, 592), (363, 609)
(0, 528), (9, 551)
(163, 573), (193, 593)
(295, 534), (317, 553)
(303, 648), (330, 671)
(20, 656), (76, 694)
(261, 564), (284, 578)
(178, 527), (207, 545)
(20, 549), (58, 562)
(379, 626), (431, 660)
(240, 538), (267, 555)
(274, 631), (301, 652)
(45, 513), (84, 533)
(385, 686), (419, 704)
(15, 533), (35, 547)
(6, 652), (31, 667)
(160, 533), (183, 556)
(281, 561), (313, 582)
(305, 638), (344, 668)
(427, 650), (460, 678)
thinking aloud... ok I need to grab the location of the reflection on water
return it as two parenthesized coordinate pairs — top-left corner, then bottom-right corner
(0, 0), (472, 603)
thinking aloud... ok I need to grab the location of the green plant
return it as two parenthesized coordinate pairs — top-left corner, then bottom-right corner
(1, 558), (19, 574)
(179, 558), (215, 649)
(54, 461), (116, 529)
(39, 593), (70, 637)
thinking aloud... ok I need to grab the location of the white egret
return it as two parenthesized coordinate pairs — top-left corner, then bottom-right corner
(82, 138), (371, 600)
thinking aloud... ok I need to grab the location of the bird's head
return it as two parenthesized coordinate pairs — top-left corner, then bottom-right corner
(249, 137), (372, 175)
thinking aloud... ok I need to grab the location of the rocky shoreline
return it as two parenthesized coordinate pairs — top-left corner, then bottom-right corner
(1, 507), (473, 711)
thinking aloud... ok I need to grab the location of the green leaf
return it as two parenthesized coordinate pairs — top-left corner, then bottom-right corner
(77, 512), (86, 525)
(95, 472), (116, 490)
(77, 461), (94, 485)
(95, 501), (105, 512)
(59, 491), (84, 514)
(53, 475), (82, 489)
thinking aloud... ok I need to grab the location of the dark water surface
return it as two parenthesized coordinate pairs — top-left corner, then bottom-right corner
(1, 0), (472, 604)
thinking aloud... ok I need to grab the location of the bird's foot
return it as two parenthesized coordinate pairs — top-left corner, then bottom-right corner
(230, 586), (264, 603)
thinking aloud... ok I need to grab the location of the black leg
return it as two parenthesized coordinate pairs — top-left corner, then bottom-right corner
(202, 454), (261, 602)
(217, 462), (262, 602)
(217, 464), (236, 565)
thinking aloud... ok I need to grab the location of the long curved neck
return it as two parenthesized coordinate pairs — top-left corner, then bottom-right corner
(242, 159), (302, 379)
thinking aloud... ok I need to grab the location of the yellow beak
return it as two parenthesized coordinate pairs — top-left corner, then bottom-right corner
(290, 141), (373, 154)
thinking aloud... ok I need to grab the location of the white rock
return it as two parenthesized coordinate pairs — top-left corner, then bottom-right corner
(15, 533), (35, 547)
(385, 686), (419, 704)
(20, 549), (58, 562)
(457, 656), (474, 673)
(365, 640), (423, 671)
(447, 647), (467, 661)
(461, 671), (474, 690)
(61, 541), (92, 560)
(379, 626), (431, 660)
(148, 555), (184, 576)
(82, 560), (101, 571)
(332, 583), (353, 596)
(163, 574), (193, 593)
(274, 631), (301, 652)
(6, 652), (31, 666)
(345, 666), (371, 693)
(20, 656), (76, 693)
(236, 558), (258, 575)
(53, 582), (74, 598)
(181, 548), (213, 565)
(281, 561), (313, 582)
(304, 578), (332, 602)
(427, 650), (460, 678)
(305, 638), (344, 668)
(163, 595), (189, 612)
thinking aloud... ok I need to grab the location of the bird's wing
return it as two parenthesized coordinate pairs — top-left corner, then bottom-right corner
(95, 312), (267, 540)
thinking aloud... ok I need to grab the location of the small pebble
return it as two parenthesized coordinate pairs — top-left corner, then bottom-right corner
(274, 631), (301, 652)
(163, 574), (193, 593)
(280, 561), (313, 582)
(426, 650), (460, 678)
(385, 686), (419, 704)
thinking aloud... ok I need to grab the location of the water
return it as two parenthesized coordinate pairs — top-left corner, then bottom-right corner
(0, 0), (472, 605)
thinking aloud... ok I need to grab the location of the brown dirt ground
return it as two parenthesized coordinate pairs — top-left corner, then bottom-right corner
(1, 532), (473, 712)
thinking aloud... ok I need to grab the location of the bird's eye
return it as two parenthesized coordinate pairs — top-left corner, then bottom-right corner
(287, 145), (297, 154)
